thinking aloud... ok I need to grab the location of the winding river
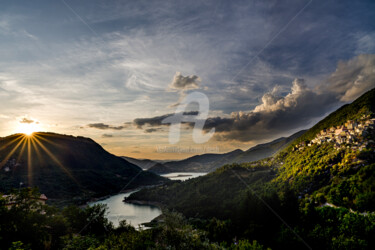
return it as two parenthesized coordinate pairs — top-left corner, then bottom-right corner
(90, 172), (207, 228)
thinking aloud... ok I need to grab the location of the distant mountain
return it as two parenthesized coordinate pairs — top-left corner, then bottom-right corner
(122, 156), (160, 170)
(0, 132), (167, 204)
(233, 129), (306, 163)
(147, 163), (174, 174)
(162, 149), (243, 173)
(147, 130), (306, 173)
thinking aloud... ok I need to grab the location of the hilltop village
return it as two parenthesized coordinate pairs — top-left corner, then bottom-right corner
(296, 114), (375, 151)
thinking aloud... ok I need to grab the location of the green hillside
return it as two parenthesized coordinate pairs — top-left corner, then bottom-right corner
(294, 88), (375, 144)
(274, 88), (375, 211)
(130, 163), (276, 218)
(128, 88), (375, 249)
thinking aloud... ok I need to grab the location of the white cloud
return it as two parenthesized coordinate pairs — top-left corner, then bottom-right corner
(324, 54), (375, 102)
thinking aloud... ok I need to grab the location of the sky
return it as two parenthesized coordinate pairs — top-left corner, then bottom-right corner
(0, 0), (374, 160)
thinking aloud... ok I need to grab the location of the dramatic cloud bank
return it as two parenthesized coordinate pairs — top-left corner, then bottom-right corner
(132, 55), (375, 142)
(198, 78), (336, 141)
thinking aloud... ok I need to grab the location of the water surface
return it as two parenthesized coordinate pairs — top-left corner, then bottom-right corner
(90, 191), (161, 228)
(90, 172), (207, 227)
(161, 172), (207, 181)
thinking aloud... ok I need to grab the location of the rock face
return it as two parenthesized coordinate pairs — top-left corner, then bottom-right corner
(0, 132), (167, 202)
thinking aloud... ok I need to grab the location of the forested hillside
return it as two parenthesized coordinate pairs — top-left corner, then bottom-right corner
(128, 88), (375, 249)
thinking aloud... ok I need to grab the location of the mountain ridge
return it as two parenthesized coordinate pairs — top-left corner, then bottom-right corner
(126, 130), (306, 174)
(122, 156), (162, 170)
(0, 132), (167, 205)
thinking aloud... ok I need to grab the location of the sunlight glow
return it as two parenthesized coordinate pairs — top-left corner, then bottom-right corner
(15, 122), (41, 136)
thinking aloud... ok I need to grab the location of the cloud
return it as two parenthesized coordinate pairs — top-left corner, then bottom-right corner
(200, 55), (375, 141)
(20, 117), (34, 124)
(132, 78), (337, 142)
(131, 150), (141, 153)
(198, 79), (336, 141)
(87, 123), (125, 130)
(169, 72), (200, 90)
(133, 114), (172, 129)
(144, 128), (159, 133)
(133, 111), (199, 129)
(131, 54), (375, 142)
(102, 134), (113, 138)
(1, 0), (374, 150)
(324, 54), (375, 102)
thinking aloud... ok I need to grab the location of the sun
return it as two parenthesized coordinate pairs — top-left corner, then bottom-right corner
(16, 123), (40, 135)
(15, 118), (41, 136)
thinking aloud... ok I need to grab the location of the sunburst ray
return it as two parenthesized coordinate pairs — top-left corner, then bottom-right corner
(30, 136), (44, 167)
(0, 134), (24, 152)
(27, 136), (33, 186)
(0, 135), (26, 169)
(33, 137), (80, 186)
(16, 136), (27, 163)
(34, 133), (64, 148)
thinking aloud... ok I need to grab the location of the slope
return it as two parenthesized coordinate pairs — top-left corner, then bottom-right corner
(0, 132), (167, 203)
(127, 88), (375, 248)
(157, 130), (305, 173)
(163, 149), (243, 173)
(233, 130), (306, 163)
(121, 156), (160, 170)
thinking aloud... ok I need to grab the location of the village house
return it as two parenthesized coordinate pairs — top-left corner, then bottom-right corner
(296, 116), (374, 151)
(2, 193), (48, 209)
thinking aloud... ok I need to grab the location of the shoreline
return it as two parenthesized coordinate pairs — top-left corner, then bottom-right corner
(86, 184), (163, 205)
(124, 199), (164, 209)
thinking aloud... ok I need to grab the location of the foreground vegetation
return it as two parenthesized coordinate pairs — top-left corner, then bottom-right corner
(2, 184), (374, 250)
(0, 188), (271, 249)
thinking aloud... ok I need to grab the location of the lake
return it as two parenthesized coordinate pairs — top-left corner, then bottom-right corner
(90, 172), (207, 228)
(161, 172), (207, 181)
(90, 190), (161, 228)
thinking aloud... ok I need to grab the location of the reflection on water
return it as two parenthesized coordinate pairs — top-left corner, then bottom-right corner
(90, 191), (161, 228)
(89, 172), (207, 228)
(161, 172), (207, 181)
